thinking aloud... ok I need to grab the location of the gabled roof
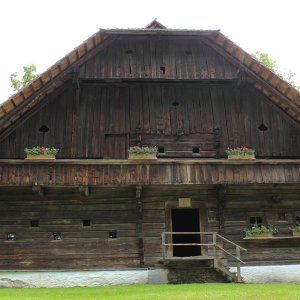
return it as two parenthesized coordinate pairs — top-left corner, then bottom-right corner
(0, 21), (299, 138)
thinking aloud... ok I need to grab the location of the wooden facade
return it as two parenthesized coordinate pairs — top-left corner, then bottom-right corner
(0, 21), (300, 273)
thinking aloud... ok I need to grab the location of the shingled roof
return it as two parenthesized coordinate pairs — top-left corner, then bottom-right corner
(0, 21), (299, 137)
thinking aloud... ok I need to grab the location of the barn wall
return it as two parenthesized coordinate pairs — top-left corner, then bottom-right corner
(0, 184), (300, 269)
(0, 83), (299, 158)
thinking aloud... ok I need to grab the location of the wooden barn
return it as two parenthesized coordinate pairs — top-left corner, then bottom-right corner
(0, 20), (300, 284)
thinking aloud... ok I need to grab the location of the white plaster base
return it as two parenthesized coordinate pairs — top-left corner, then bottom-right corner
(230, 265), (300, 283)
(0, 269), (168, 288)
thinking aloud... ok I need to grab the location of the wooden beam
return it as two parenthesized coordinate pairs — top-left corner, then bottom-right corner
(136, 185), (144, 267)
(217, 185), (227, 235)
(136, 185), (143, 198)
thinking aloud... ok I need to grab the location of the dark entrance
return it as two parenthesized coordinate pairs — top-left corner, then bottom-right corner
(171, 208), (201, 257)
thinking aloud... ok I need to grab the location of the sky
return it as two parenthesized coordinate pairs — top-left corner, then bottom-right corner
(1, 0), (300, 102)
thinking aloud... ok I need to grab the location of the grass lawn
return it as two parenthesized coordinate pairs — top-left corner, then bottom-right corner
(0, 283), (300, 300)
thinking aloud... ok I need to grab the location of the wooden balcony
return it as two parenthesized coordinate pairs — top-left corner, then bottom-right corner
(0, 159), (299, 186)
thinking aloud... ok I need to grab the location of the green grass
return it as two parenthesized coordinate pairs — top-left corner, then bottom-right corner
(0, 283), (300, 300)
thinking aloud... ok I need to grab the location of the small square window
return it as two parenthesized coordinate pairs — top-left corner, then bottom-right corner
(83, 219), (91, 227)
(30, 220), (39, 227)
(192, 147), (200, 154)
(53, 232), (62, 241)
(158, 147), (165, 154)
(208, 210), (216, 222)
(109, 231), (117, 239)
(7, 233), (15, 241)
(249, 216), (263, 228)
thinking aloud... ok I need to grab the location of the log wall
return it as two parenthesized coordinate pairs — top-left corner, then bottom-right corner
(1, 184), (300, 269)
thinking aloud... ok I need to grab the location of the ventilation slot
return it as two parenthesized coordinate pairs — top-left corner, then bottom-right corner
(258, 123), (268, 131)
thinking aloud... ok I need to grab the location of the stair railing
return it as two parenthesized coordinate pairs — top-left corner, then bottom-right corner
(161, 231), (247, 282)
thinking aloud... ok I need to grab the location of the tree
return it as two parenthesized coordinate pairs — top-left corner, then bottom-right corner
(10, 64), (38, 91)
(253, 52), (299, 90)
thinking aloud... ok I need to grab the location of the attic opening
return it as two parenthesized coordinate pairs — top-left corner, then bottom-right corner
(258, 123), (268, 131)
(125, 50), (133, 54)
(39, 125), (49, 133)
(185, 50), (193, 55)
(160, 66), (166, 74)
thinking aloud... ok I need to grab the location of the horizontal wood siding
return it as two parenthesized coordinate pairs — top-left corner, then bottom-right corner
(221, 185), (300, 265)
(79, 39), (238, 80)
(0, 187), (139, 269)
(0, 83), (299, 159)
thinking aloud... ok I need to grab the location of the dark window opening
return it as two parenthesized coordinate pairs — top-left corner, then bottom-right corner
(109, 231), (117, 239)
(185, 50), (192, 55)
(7, 233), (15, 241)
(129, 66), (132, 74)
(39, 125), (49, 133)
(83, 219), (91, 227)
(158, 147), (165, 154)
(192, 147), (200, 154)
(249, 216), (263, 228)
(296, 216), (300, 225)
(258, 123), (268, 131)
(160, 66), (166, 74)
(125, 50), (133, 54)
(172, 101), (179, 107)
(30, 220), (39, 227)
(53, 232), (61, 241)
(172, 209), (201, 257)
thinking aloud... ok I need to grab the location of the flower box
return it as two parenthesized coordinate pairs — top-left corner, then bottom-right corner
(292, 230), (300, 237)
(128, 146), (157, 160)
(226, 146), (255, 160)
(128, 153), (157, 160)
(245, 233), (273, 239)
(24, 146), (59, 160)
(26, 154), (56, 160)
(228, 154), (255, 160)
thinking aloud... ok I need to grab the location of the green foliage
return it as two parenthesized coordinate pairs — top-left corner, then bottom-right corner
(294, 224), (300, 232)
(10, 64), (38, 91)
(245, 225), (278, 237)
(226, 146), (255, 156)
(24, 146), (59, 155)
(1, 284), (300, 300)
(128, 145), (158, 154)
(253, 52), (300, 90)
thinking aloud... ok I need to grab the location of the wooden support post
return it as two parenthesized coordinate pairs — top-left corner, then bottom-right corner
(212, 232), (218, 268)
(79, 185), (89, 197)
(162, 232), (166, 260)
(217, 185), (227, 236)
(236, 246), (242, 282)
(136, 185), (144, 267)
(32, 185), (44, 197)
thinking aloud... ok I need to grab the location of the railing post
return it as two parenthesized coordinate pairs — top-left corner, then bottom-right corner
(212, 232), (217, 268)
(236, 246), (241, 282)
(162, 232), (166, 260)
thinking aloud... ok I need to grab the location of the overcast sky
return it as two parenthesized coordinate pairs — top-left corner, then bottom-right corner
(1, 0), (299, 102)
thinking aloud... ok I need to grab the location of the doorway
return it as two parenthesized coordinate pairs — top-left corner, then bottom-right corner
(171, 208), (201, 257)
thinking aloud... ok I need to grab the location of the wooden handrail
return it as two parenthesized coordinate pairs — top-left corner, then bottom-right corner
(161, 231), (247, 282)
